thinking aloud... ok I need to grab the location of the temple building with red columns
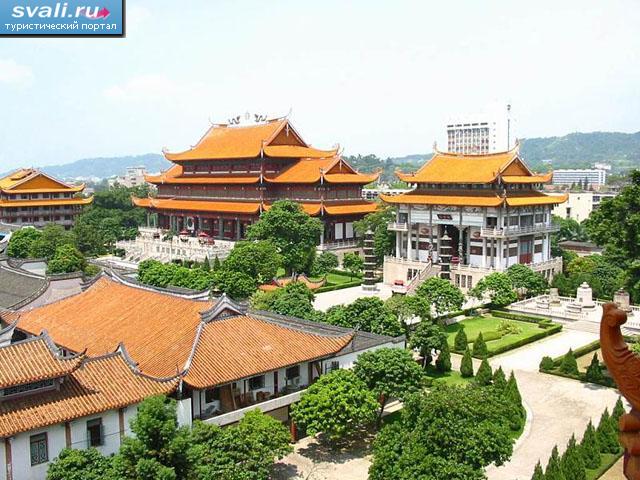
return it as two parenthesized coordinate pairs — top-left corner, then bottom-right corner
(133, 116), (378, 249)
(381, 144), (568, 292)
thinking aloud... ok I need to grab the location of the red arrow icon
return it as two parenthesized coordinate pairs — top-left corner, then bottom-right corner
(95, 7), (110, 19)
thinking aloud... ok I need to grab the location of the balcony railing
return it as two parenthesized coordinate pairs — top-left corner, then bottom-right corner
(480, 224), (560, 238)
(387, 222), (408, 232)
(318, 239), (359, 251)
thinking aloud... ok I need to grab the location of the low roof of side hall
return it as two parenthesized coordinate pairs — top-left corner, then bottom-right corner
(163, 117), (338, 162)
(2, 272), (397, 391)
(0, 168), (86, 195)
(0, 347), (178, 438)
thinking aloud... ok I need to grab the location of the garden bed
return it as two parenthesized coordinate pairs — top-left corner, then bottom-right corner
(446, 315), (562, 358)
(424, 365), (470, 387)
(539, 340), (617, 388)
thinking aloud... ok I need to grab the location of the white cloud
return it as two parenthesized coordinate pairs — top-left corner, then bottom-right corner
(103, 74), (205, 102)
(127, 4), (152, 30)
(0, 59), (33, 86)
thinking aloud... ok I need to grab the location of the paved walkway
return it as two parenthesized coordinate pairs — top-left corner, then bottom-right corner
(313, 283), (393, 312)
(275, 325), (624, 480)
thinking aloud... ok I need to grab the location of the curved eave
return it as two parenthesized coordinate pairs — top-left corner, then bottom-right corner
(2, 185), (85, 194)
(501, 172), (553, 184)
(505, 193), (568, 207)
(323, 202), (379, 216)
(145, 175), (261, 185)
(132, 197), (261, 214)
(380, 193), (504, 208)
(263, 145), (339, 159)
(263, 202), (322, 216)
(324, 172), (380, 184)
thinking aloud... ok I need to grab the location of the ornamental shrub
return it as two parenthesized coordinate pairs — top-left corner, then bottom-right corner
(435, 341), (452, 373)
(612, 396), (625, 430)
(472, 332), (488, 358)
(544, 445), (566, 480)
(460, 348), (474, 378)
(475, 358), (493, 386)
(560, 435), (586, 480)
(507, 372), (524, 419)
(539, 356), (555, 371)
(492, 366), (507, 389)
(454, 327), (468, 352)
(580, 420), (601, 469)
(559, 349), (579, 375)
(597, 408), (620, 454)
(531, 460), (544, 480)
(585, 353), (604, 383)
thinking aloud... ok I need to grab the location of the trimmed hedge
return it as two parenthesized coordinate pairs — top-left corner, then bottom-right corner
(315, 280), (362, 293)
(550, 340), (601, 367)
(484, 323), (563, 357)
(438, 306), (482, 321)
(490, 309), (550, 324)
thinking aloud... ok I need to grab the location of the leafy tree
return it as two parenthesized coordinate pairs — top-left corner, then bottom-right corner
(290, 369), (378, 442)
(596, 408), (620, 454)
(325, 297), (403, 336)
(30, 224), (76, 260)
(137, 260), (214, 291)
(311, 251), (339, 276)
(560, 349), (579, 375)
(553, 254), (625, 300)
(222, 240), (281, 283)
(453, 327), (468, 352)
(342, 252), (364, 280)
(247, 200), (323, 274)
(612, 396), (626, 430)
(213, 269), (257, 299)
(47, 448), (114, 480)
(531, 460), (544, 480)
(475, 358), (493, 386)
(6, 227), (42, 258)
(188, 410), (291, 480)
(472, 332), (488, 358)
(47, 244), (87, 274)
(585, 353), (604, 383)
(580, 421), (601, 469)
(493, 366), (507, 389)
(540, 356), (555, 371)
(435, 340), (452, 373)
(544, 445), (566, 480)
(409, 322), (447, 367)
(554, 215), (590, 243)
(584, 170), (640, 301)
(506, 264), (548, 298)
(460, 348), (474, 378)
(212, 255), (221, 271)
(353, 205), (396, 266)
(416, 277), (464, 317)
(201, 256), (211, 272)
(354, 348), (424, 426)
(250, 282), (322, 321)
(385, 294), (430, 332)
(471, 272), (518, 307)
(112, 395), (190, 480)
(561, 435), (586, 480)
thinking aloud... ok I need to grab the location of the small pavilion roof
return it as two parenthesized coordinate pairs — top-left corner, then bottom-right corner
(0, 349), (178, 437)
(0, 169), (86, 195)
(0, 333), (85, 389)
(164, 118), (337, 161)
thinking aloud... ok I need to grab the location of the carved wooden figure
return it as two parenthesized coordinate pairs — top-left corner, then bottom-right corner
(600, 302), (640, 479)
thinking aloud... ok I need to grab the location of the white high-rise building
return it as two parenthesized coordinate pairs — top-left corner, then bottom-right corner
(446, 105), (513, 154)
(551, 169), (607, 187)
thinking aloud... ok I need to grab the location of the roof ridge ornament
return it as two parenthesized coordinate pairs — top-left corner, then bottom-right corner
(200, 293), (245, 322)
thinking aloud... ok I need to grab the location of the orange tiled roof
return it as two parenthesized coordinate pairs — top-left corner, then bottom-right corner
(0, 197), (93, 208)
(505, 192), (568, 206)
(16, 276), (214, 378)
(380, 191), (505, 207)
(145, 165), (260, 185)
(501, 172), (553, 184)
(0, 351), (178, 437)
(323, 202), (379, 216)
(132, 197), (262, 215)
(0, 334), (85, 389)
(184, 315), (352, 389)
(324, 172), (379, 184)
(265, 158), (337, 183)
(164, 118), (336, 161)
(263, 202), (322, 216)
(2, 185), (85, 194)
(0, 169), (82, 193)
(396, 147), (532, 184)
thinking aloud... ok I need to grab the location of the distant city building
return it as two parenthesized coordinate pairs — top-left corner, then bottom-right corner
(552, 191), (617, 222)
(593, 162), (612, 171)
(109, 166), (149, 188)
(446, 109), (512, 154)
(552, 169), (607, 187)
(0, 169), (93, 229)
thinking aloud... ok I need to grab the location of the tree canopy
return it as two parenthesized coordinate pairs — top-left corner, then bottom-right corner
(471, 272), (518, 307)
(247, 200), (323, 274)
(342, 252), (364, 279)
(221, 240), (281, 284)
(47, 244), (88, 274)
(250, 281), (323, 321)
(353, 205), (396, 265)
(324, 296), (403, 337)
(506, 264), (548, 298)
(415, 277), (465, 317)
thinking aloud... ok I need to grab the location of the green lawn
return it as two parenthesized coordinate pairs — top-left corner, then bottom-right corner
(445, 316), (545, 354)
(425, 365), (471, 387)
(586, 452), (623, 480)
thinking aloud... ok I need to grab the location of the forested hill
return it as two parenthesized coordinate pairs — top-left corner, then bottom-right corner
(519, 131), (640, 172)
(21, 130), (639, 182)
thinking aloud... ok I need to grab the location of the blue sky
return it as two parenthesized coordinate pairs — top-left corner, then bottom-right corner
(1, 0), (639, 170)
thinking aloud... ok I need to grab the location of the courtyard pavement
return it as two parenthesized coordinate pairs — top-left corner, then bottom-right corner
(276, 326), (625, 480)
(313, 283), (393, 312)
